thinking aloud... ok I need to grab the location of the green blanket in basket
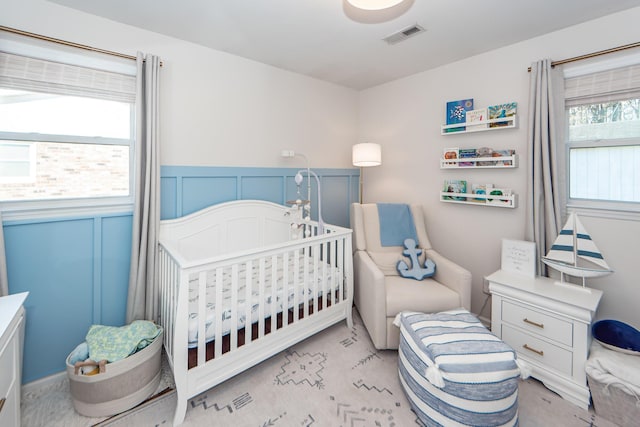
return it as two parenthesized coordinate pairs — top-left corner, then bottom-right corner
(86, 320), (161, 363)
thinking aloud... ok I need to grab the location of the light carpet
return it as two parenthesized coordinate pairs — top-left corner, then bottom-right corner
(22, 309), (617, 427)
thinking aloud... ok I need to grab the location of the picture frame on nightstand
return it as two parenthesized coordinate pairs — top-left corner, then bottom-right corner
(501, 239), (536, 278)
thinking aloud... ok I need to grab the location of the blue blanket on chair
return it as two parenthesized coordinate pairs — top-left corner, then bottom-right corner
(377, 203), (418, 246)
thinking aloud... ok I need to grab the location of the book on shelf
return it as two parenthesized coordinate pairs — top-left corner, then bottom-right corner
(471, 183), (487, 202)
(445, 99), (474, 132)
(459, 148), (477, 167)
(492, 149), (516, 166)
(443, 179), (467, 201)
(488, 102), (517, 128)
(465, 108), (487, 130)
(443, 147), (459, 167)
(486, 188), (512, 205)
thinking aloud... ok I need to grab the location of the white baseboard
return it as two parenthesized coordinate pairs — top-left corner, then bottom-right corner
(478, 315), (492, 330)
(22, 370), (67, 397)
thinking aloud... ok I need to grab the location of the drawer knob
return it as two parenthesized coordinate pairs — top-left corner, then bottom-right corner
(523, 318), (544, 329)
(523, 344), (544, 356)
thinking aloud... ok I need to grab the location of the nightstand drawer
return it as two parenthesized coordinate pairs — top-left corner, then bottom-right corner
(502, 325), (573, 376)
(502, 300), (573, 346)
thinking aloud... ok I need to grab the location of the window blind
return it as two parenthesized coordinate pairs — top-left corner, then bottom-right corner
(0, 51), (136, 103)
(565, 63), (640, 106)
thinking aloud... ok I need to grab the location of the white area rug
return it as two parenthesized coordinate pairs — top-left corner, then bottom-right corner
(23, 309), (618, 427)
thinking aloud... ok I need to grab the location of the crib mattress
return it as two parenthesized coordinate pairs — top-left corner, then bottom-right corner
(187, 253), (337, 347)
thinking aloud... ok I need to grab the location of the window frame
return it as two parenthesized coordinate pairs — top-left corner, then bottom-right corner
(563, 55), (640, 221)
(0, 140), (36, 183)
(565, 137), (640, 218)
(0, 46), (137, 221)
(0, 107), (136, 221)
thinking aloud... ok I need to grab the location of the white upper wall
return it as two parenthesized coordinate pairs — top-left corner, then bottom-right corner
(358, 7), (640, 325)
(0, 0), (358, 169)
(3, 1), (639, 325)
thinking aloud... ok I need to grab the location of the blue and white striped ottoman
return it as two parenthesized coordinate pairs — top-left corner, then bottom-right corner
(395, 309), (527, 427)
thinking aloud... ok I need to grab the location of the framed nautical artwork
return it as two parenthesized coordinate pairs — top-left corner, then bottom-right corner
(501, 239), (536, 278)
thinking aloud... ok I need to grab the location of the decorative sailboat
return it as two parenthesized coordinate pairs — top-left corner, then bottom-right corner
(541, 213), (613, 291)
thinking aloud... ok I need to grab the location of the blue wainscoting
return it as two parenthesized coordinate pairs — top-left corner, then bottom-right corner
(4, 213), (133, 383)
(4, 165), (359, 383)
(160, 166), (360, 228)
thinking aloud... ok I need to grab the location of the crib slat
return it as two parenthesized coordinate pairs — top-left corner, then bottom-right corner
(258, 257), (266, 338)
(270, 255), (278, 333)
(158, 248), (167, 356)
(337, 237), (344, 302)
(169, 254), (177, 359)
(303, 245), (309, 319)
(214, 268), (223, 359)
(172, 258), (179, 358)
(245, 260), (253, 345)
(230, 263), (239, 351)
(197, 271), (207, 366)
(293, 249), (299, 323)
(322, 241), (329, 308)
(159, 246), (178, 362)
(282, 251), (289, 328)
(330, 239), (337, 306)
(314, 243), (320, 312)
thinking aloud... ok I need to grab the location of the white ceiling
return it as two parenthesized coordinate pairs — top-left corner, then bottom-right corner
(48, 0), (640, 90)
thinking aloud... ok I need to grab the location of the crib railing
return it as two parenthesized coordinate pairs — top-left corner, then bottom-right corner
(157, 222), (352, 371)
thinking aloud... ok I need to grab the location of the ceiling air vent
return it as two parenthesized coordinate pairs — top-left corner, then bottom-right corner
(383, 24), (425, 45)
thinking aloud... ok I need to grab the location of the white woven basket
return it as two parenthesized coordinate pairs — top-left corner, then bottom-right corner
(588, 373), (640, 427)
(65, 326), (163, 417)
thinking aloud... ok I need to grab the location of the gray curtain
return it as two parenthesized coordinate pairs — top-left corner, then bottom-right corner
(0, 211), (8, 297)
(126, 52), (161, 323)
(525, 59), (564, 276)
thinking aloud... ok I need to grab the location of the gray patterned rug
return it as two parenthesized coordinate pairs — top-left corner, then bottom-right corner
(22, 309), (617, 427)
(93, 310), (616, 427)
(100, 310), (418, 426)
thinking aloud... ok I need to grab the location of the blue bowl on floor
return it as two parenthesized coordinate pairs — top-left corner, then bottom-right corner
(592, 319), (640, 355)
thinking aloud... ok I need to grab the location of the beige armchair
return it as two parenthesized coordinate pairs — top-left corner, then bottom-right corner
(350, 203), (472, 349)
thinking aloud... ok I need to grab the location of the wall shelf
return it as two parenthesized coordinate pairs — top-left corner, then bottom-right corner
(441, 154), (518, 169)
(440, 192), (517, 208)
(441, 115), (517, 135)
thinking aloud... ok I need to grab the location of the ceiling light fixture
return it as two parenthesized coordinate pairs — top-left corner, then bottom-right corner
(347, 0), (405, 11)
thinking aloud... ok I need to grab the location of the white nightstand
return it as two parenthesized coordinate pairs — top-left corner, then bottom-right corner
(486, 270), (602, 409)
(0, 292), (28, 427)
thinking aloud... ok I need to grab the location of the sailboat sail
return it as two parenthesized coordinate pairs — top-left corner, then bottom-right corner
(545, 223), (576, 266)
(575, 216), (610, 270)
(542, 213), (612, 280)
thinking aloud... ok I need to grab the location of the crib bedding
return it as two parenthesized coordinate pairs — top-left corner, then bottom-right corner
(187, 253), (338, 347)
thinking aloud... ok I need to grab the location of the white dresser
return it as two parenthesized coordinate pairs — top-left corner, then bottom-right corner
(0, 292), (28, 427)
(486, 270), (602, 409)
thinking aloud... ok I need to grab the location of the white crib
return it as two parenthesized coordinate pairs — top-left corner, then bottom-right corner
(157, 200), (353, 425)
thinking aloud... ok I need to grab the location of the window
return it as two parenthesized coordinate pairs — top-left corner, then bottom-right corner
(0, 50), (136, 216)
(0, 141), (35, 183)
(564, 61), (640, 216)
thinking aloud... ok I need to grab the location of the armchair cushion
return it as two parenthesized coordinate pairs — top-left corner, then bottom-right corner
(385, 276), (460, 317)
(368, 249), (422, 276)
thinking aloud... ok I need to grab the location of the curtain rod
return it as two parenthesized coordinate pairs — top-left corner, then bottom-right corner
(527, 41), (640, 72)
(0, 25), (163, 66)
